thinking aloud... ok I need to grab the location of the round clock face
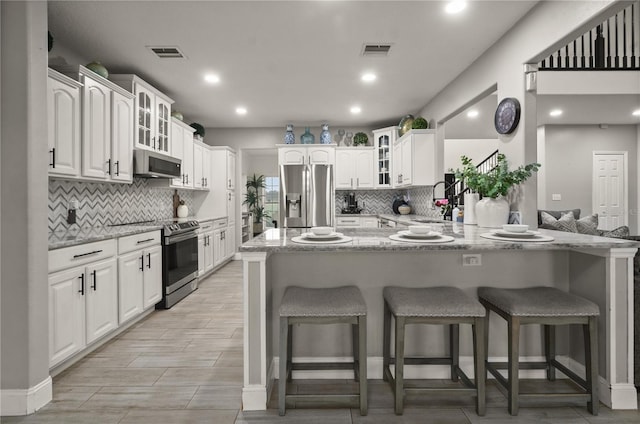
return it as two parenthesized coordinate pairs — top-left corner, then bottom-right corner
(494, 97), (521, 135)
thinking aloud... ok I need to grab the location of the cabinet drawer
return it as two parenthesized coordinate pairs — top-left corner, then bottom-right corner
(49, 239), (116, 274)
(212, 218), (228, 229)
(336, 217), (361, 227)
(118, 230), (161, 255)
(198, 221), (214, 233)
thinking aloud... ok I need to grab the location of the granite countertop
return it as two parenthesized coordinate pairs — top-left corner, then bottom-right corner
(239, 223), (640, 253)
(48, 224), (164, 250)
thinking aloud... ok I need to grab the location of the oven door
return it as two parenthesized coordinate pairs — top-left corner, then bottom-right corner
(162, 231), (198, 294)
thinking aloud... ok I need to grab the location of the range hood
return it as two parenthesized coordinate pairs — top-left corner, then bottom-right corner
(133, 149), (181, 179)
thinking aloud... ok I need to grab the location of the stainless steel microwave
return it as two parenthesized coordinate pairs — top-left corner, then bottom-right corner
(133, 149), (181, 179)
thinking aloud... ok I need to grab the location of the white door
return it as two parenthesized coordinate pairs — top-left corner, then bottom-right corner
(49, 267), (85, 367)
(354, 149), (374, 188)
(193, 143), (204, 189)
(48, 76), (81, 177)
(227, 151), (236, 190)
(171, 122), (184, 187)
(226, 225), (236, 260)
(335, 150), (354, 189)
(135, 86), (154, 150)
(117, 252), (144, 324)
(155, 96), (171, 153)
(143, 246), (163, 309)
(82, 77), (111, 179)
(593, 152), (627, 230)
(86, 258), (118, 344)
(111, 90), (134, 182)
(182, 131), (194, 187)
(392, 140), (403, 187)
(204, 230), (215, 273)
(401, 138), (413, 185)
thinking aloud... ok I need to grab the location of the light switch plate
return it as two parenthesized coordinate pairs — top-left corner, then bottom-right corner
(552, 194), (562, 201)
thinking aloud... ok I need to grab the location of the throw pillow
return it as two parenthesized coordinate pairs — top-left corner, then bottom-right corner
(598, 225), (630, 239)
(537, 208), (581, 225)
(576, 214), (599, 235)
(540, 211), (578, 233)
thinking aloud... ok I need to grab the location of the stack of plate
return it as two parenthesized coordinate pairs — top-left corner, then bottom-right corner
(491, 229), (541, 239)
(301, 231), (344, 241)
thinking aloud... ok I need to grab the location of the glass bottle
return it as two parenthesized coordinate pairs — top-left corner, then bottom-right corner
(300, 127), (315, 144)
(284, 124), (295, 144)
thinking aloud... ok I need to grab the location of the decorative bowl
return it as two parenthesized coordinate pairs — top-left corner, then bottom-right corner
(408, 225), (432, 235)
(398, 114), (415, 136)
(502, 224), (529, 233)
(85, 61), (108, 79)
(310, 226), (333, 236)
(398, 204), (411, 215)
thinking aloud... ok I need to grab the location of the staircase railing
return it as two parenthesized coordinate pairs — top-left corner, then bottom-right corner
(539, 2), (639, 70)
(445, 149), (499, 205)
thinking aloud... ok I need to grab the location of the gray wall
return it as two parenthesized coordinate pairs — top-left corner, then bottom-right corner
(1, 0), (50, 400)
(540, 124), (639, 233)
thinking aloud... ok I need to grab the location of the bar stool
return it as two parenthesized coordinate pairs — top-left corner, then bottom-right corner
(279, 285), (367, 416)
(383, 286), (486, 415)
(478, 286), (599, 415)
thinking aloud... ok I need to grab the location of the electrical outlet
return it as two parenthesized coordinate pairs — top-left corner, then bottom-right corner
(67, 209), (76, 225)
(462, 254), (482, 266)
(552, 194), (562, 201)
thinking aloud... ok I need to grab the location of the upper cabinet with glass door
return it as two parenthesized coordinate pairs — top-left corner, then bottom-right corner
(110, 74), (174, 154)
(372, 126), (397, 188)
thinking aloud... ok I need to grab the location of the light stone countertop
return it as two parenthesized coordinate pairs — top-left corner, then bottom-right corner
(48, 224), (164, 250)
(239, 224), (640, 253)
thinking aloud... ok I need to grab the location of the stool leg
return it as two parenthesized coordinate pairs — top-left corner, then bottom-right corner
(585, 316), (599, 415)
(450, 324), (460, 381)
(279, 317), (289, 416)
(394, 316), (406, 415)
(358, 315), (368, 416)
(383, 300), (391, 382)
(287, 324), (293, 382)
(544, 324), (556, 381)
(507, 316), (520, 416)
(474, 317), (486, 416)
(352, 323), (359, 382)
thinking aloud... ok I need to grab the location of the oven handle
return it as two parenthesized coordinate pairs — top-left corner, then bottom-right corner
(164, 231), (197, 245)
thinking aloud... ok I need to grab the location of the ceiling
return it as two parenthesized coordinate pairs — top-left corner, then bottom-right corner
(47, 0), (539, 129)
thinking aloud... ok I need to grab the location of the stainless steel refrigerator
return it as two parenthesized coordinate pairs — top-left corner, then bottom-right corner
(280, 164), (334, 228)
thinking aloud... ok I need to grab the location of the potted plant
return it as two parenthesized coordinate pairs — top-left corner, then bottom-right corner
(452, 153), (540, 227)
(244, 174), (270, 235)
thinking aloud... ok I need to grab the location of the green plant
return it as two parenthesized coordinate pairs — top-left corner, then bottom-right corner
(353, 132), (368, 146)
(190, 122), (205, 137)
(412, 117), (429, 129)
(244, 174), (270, 223)
(451, 153), (540, 198)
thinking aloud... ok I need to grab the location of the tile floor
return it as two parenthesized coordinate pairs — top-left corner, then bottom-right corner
(3, 260), (639, 423)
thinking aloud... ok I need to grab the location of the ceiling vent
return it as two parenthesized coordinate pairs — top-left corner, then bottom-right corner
(147, 46), (186, 59)
(361, 43), (392, 56)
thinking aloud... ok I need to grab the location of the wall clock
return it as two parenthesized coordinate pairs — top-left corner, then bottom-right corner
(494, 97), (521, 135)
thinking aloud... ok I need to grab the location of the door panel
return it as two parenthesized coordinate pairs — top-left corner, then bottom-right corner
(593, 153), (626, 230)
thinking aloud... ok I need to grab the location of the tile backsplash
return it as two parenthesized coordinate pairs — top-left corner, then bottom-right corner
(335, 186), (440, 218)
(49, 179), (194, 233)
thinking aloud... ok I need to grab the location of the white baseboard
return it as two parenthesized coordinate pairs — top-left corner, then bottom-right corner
(242, 385), (268, 411)
(1, 376), (52, 416)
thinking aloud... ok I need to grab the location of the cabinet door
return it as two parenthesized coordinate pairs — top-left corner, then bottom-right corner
(49, 267), (85, 367)
(401, 138), (413, 185)
(374, 131), (392, 188)
(336, 217), (361, 228)
(135, 87), (154, 150)
(227, 190), (236, 225)
(278, 147), (306, 165)
(48, 76), (81, 177)
(193, 143), (204, 189)
(335, 150), (354, 189)
(362, 217), (379, 228)
(117, 251), (144, 324)
(155, 96), (171, 153)
(204, 230), (215, 273)
(308, 146), (334, 165)
(111, 90), (134, 182)
(202, 148), (211, 189)
(170, 123), (184, 187)
(85, 258), (118, 344)
(82, 77), (111, 179)
(392, 140), (403, 187)
(213, 230), (224, 267)
(354, 149), (375, 188)
(182, 130), (194, 188)
(143, 246), (162, 309)
(197, 233), (206, 276)
(227, 151), (236, 190)
(225, 225), (236, 260)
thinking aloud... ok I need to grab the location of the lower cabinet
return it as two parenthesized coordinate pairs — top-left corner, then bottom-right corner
(225, 225), (236, 259)
(336, 216), (379, 228)
(198, 225), (215, 276)
(117, 245), (162, 324)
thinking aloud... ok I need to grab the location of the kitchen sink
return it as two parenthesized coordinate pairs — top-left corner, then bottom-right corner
(411, 218), (444, 224)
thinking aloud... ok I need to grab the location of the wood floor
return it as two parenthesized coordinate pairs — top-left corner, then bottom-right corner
(3, 260), (639, 423)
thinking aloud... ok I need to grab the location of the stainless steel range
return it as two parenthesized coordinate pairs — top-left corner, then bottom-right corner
(156, 219), (200, 309)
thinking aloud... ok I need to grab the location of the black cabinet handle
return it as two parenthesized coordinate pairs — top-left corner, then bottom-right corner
(139, 255), (144, 271)
(50, 148), (56, 168)
(73, 249), (102, 259)
(147, 253), (151, 269)
(136, 238), (155, 244)
(91, 270), (97, 290)
(115, 160), (120, 176)
(78, 274), (85, 295)
(186, 174), (189, 184)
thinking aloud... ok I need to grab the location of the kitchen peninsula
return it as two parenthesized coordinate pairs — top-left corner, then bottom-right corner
(239, 224), (639, 411)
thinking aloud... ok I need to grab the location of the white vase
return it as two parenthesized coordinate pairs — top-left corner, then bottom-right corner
(463, 193), (479, 225)
(177, 204), (188, 218)
(475, 197), (509, 228)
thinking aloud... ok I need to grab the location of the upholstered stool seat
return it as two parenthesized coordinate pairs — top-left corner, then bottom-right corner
(478, 286), (599, 416)
(383, 286), (486, 416)
(279, 286), (367, 416)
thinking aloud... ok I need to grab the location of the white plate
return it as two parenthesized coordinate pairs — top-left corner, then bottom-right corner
(398, 230), (441, 239)
(302, 232), (343, 240)
(493, 229), (540, 238)
(389, 234), (454, 243)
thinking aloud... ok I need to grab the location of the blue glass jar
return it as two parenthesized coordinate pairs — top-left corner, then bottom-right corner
(320, 124), (331, 144)
(284, 124), (295, 144)
(300, 127), (315, 144)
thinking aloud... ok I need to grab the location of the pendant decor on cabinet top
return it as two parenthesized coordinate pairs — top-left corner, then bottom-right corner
(284, 124), (295, 144)
(320, 124), (332, 144)
(300, 127), (315, 144)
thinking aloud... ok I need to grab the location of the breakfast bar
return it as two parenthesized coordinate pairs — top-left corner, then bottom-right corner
(239, 224), (639, 411)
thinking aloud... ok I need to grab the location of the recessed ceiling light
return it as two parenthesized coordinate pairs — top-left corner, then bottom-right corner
(549, 109), (563, 117)
(361, 73), (376, 82)
(204, 74), (220, 84)
(236, 107), (247, 115)
(632, 109), (640, 117)
(467, 110), (479, 118)
(350, 106), (362, 114)
(445, 1), (467, 14)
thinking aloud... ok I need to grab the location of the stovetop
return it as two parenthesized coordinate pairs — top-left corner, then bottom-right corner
(109, 219), (199, 236)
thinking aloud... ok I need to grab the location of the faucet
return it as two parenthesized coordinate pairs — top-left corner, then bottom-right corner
(432, 180), (460, 209)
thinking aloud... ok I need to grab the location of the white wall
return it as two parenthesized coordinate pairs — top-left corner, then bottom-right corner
(443, 138), (499, 173)
(541, 124), (638, 233)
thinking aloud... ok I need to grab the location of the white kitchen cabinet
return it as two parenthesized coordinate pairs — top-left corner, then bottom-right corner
(278, 145), (335, 165)
(47, 69), (82, 178)
(211, 147), (237, 223)
(182, 132), (194, 188)
(85, 258), (118, 344)
(335, 148), (375, 189)
(392, 129), (436, 188)
(193, 141), (211, 190)
(336, 216), (379, 228)
(142, 246), (162, 309)
(227, 150), (236, 190)
(213, 229), (224, 268)
(225, 224), (236, 260)
(372, 126), (397, 188)
(110, 90), (134, 182)
(362, 217), (379, 228)
(81, 75), (112, 179)
(170, 118), (196, 188)
(198, 222), (215, 276)
(110, 74), (174, 154)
